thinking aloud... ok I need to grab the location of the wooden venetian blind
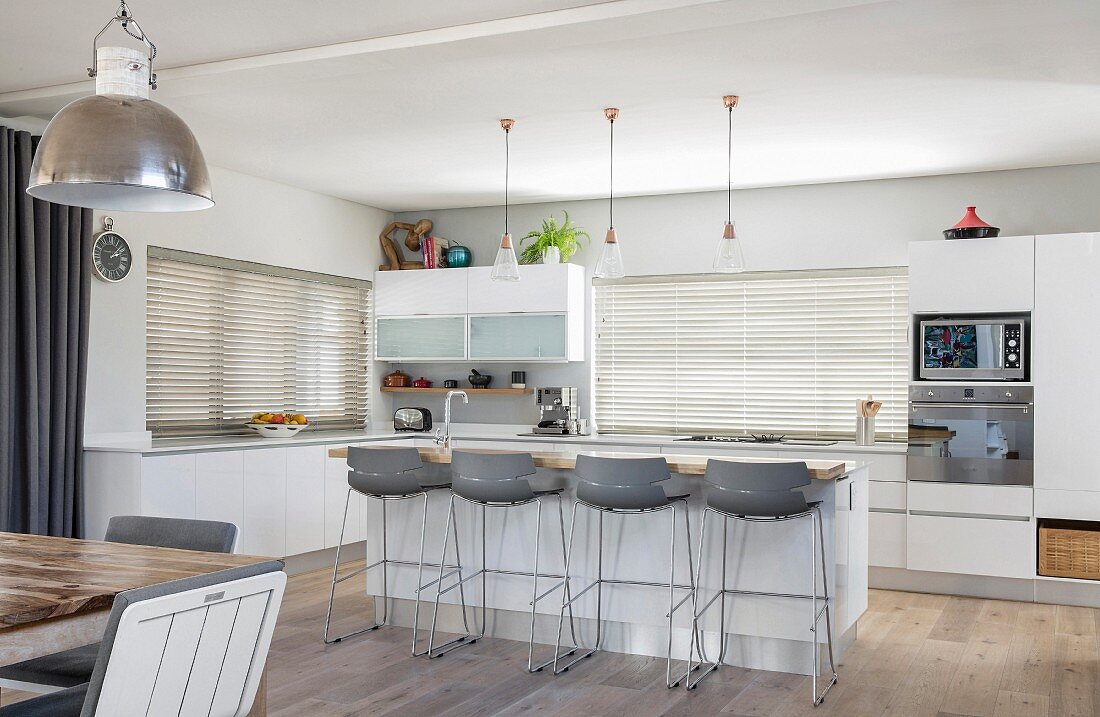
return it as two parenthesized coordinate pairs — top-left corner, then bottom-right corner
(593, 268), (909, 440)
(146, 248), (371, 436)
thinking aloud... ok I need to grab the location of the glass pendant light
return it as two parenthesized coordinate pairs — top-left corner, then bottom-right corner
(594, 107), (625, 279)
(491, 118), (520, 282)
(713, 95), (745, 273)
(27, 2), (213, 212)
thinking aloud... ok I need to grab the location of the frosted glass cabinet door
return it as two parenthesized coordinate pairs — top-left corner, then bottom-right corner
(468, 313), (567, 360)
(375, 315), (467, 360)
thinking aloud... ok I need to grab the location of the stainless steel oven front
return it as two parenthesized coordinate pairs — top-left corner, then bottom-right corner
(907, 385), (1033, 486)
(917, 316), (1027, 381)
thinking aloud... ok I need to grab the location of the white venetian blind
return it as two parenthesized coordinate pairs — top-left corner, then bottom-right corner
(146, 248), (371, 436)
(594, 268), (908, 440)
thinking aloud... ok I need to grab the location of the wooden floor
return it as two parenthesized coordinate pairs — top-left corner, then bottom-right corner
(4, 567), (1099, 716)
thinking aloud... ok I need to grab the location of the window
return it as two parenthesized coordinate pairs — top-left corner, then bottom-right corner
(593, 268), (908, 440)
(146, 248), (371, 436)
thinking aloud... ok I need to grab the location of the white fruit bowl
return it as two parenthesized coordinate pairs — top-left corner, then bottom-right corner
(245, 423), (308, 439)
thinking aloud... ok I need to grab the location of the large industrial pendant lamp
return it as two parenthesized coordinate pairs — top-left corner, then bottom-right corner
(712, 94), (745, 272)
(27, 2), (213, 212)
(593, 107), (625, 279)
(490, 118), (521, 282)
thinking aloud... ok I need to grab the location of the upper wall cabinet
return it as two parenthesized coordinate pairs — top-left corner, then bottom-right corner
(373, 264), (586, 362)
(374, 268), (468, 316)
(908, 235), (1034, 314)
(466, 264), (584, 314)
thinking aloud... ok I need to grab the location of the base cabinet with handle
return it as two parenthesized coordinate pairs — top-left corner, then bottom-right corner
(905, 482), (1034, 579)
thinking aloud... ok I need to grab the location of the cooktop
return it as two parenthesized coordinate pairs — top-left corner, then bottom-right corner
(677, 434), (838, 447)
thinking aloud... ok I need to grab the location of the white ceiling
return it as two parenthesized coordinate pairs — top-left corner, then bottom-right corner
(3, 0), (1100, 212)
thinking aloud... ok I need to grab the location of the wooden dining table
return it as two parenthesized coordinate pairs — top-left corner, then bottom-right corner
(0, 532), (274, 715)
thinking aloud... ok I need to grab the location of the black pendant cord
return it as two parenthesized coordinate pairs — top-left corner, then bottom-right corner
(727, 104), (733, 224)
(609, 117), (615, 228)
(504, 126), (510, 235)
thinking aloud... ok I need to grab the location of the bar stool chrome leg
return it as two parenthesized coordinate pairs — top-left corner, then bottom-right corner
(685, 506), (837, 705)
(427, 494), (480, 658)
(323, 489), (390, 644)
(810, 505), (838, 704)
(553, 500), (697, 688)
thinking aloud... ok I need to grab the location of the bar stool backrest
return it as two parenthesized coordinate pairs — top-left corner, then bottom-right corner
(703, 459), (812, 518)
(347, 446), (428, 497)
(450, 450), (539, 505)
(573, 454), (672, 510)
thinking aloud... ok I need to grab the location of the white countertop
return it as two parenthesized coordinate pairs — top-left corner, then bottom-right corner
(84, 423), (907, 456)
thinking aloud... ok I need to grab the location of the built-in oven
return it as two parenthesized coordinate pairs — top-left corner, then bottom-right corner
(917, 315), (1027, 381)
(907, 385), (1033, 486)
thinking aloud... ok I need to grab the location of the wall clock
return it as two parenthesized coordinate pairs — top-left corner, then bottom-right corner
(91, 216), (133, 283)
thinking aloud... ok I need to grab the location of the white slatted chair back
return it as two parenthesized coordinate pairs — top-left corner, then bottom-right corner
(80, 561), (285, 717)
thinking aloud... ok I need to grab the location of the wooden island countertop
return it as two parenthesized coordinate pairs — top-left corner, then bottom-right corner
(327, 446), (848, 480)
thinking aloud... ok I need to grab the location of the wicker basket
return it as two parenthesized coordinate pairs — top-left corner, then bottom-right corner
(1039, 521), (1100, 580)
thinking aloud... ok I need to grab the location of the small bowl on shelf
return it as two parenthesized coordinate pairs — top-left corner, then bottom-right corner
(245, 423), (309, 439)
(468, 370), (492, 389)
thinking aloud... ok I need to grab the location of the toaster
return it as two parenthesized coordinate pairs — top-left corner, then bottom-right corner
(394, 407), (432, 432)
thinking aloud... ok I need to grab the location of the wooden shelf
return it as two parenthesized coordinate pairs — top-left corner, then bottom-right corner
(380, 387), (533, 395)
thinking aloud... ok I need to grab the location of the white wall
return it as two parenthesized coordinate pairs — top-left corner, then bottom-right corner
(392, 162), (1100, 425)
(85, 165), (392, 439)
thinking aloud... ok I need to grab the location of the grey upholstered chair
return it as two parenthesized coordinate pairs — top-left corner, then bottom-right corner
(0, 560), (285, 717)
(325, 446), (457, 656)
(552, 454), (699, 688)
(0, 516), (239, 695)
(685, 459), (837, 704)
(426, 450), (579, 672)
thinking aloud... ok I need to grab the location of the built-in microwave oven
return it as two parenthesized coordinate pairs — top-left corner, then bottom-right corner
(918, 316), (1027, 381)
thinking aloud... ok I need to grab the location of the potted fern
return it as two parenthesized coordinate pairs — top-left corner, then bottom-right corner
(519, 211), (590, 265)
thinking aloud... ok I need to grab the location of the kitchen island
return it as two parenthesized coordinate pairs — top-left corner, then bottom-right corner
(328, 446), (868, 676)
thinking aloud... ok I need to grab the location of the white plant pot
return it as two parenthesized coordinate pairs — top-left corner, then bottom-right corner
(542, 246), (561, 264)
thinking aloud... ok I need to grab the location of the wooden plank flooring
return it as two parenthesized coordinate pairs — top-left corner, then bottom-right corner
(3, 567), (1100, 716)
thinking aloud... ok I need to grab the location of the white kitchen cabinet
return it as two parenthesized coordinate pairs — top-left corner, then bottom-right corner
(375, 315), (467, 361)
(661, 445), (780, 458)
(286, 446), (326, 555)
(468, 313), (573, 361)
(869, 512), (906, 568)
(869, 480), (906, 512)
(140, 455), (197, 520)
(449, 439), (554, 452)
(907, 514), (1032, 579)
(1034, 232), (1100, 495)
(908, 482), (1032, 519)
(195, 451), (245, 532)
(325, 452), (360, 548)
(909, 235), (1034, 313)
(241, 449), (287, 557)
(374, 268), (468, 316)
(466, 264), (584, 315)
(1036, 489), (1100, 522)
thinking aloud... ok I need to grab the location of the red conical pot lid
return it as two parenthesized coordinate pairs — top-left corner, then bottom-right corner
(950, 206), (997, 230)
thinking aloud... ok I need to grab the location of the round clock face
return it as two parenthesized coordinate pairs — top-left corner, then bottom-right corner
(92, 231), (132, 282)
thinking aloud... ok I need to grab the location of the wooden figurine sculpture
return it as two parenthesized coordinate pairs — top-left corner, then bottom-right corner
(378, 218), (433, 270)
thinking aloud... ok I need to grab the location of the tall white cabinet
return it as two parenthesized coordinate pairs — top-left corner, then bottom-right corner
(1034, 233), (1100, 517)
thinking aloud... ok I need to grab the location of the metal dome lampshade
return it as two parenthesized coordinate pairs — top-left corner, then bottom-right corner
(26, 3), (213, 212)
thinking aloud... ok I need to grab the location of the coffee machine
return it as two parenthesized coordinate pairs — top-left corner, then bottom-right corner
(533, 386), (582, 435)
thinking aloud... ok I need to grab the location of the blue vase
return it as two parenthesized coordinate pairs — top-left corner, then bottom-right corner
(447, 244), (472, 268)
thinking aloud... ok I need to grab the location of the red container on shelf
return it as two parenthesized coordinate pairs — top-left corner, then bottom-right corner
(412, 377), (432, 388)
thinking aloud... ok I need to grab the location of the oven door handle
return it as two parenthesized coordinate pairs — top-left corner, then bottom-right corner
(910, 402), (1034, 422)
(910, 402), (1032, 410)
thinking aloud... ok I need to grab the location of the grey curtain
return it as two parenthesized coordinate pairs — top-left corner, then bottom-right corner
(0, 126), (92, 537)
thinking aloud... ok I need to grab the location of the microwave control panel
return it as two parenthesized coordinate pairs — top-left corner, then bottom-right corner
(1004, 323), (1023, 368)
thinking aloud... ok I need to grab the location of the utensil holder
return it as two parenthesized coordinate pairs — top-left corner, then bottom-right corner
(855, 416), (876, 446)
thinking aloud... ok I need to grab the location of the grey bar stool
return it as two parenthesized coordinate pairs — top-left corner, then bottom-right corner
(686, 459), (837, 705)
(324, 445), (470, 657)
(427, 450), (578, 671)
(552, 454), (699, 689)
